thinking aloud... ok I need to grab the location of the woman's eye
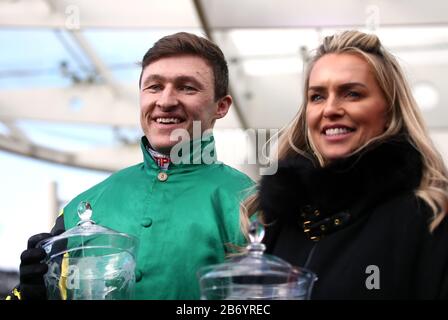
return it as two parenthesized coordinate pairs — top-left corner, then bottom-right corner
(346, 91), (361, 99)
(309, 94), (323, 102)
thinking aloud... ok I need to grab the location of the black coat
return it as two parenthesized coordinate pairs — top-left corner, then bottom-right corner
(259, 138), (448, 299)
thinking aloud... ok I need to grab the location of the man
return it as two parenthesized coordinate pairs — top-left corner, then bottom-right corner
(8, 32), (253, 300)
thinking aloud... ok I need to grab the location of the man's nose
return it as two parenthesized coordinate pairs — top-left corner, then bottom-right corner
(156, 87), (179, 109)
(322, 95), (344, 118)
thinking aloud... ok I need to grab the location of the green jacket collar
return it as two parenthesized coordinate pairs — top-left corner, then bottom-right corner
(141, 134), (218, 172)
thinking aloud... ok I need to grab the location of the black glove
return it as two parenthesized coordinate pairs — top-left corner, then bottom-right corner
(19, 233), (53, 300)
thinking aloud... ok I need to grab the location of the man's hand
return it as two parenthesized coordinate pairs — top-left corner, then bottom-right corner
(19, 233), (52, 300)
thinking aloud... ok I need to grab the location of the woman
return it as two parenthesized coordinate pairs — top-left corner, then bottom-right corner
(243, 30), (448, 299)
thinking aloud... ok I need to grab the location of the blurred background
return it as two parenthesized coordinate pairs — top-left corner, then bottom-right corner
(1, 0), (448, 297)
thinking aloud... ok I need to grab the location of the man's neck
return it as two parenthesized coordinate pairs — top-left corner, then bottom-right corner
(150, 147), (171, 157)
(145, 145), (171, 170)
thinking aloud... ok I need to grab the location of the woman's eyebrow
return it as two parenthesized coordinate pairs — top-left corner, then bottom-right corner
(338, 82), (367, 90)
(308, 86), (326, 91)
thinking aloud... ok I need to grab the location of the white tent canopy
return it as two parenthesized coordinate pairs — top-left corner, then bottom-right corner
(1, 0), (448, 176)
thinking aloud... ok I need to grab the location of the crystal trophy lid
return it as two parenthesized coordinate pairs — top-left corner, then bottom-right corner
(39, 201), (138, 259)
(198, 220), (317, 300)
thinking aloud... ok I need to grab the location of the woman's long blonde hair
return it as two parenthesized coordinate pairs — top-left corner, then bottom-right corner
(241, 30), (448, 236)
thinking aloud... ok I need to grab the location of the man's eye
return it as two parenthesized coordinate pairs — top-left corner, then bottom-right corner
(144, 84), (162, 92)
(180, 85), (197, 93)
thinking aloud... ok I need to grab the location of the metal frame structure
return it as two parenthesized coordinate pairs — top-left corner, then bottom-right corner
(1, 0), (448, 173)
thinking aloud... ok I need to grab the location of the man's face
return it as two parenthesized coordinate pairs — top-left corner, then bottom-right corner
(139, 55), (232, 154)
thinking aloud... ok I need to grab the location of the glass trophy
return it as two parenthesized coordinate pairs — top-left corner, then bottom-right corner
(198, 220), (317, 300)
(38, 202), (139, 300)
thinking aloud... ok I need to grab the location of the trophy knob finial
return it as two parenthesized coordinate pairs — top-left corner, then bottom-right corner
(77, 201), (93, 223)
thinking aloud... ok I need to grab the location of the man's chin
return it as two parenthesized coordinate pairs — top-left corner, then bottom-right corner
(149, 144), (174, 155)
(147, 137), (182, 155)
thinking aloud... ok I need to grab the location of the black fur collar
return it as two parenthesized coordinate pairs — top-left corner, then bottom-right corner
(259, 137), (423, 226)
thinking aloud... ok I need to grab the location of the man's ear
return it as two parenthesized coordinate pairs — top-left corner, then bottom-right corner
(215, 95), (232, 119)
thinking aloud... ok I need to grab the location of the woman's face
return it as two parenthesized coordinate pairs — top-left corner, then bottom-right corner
(306, 53), (388, 162)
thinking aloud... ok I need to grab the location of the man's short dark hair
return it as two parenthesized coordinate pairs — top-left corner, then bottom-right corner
(139, 32), (229, 101)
